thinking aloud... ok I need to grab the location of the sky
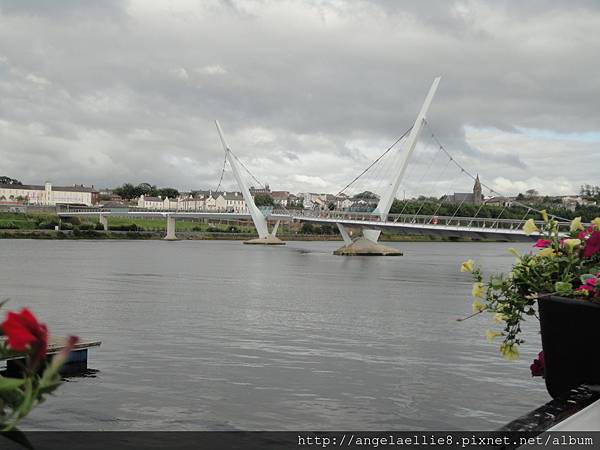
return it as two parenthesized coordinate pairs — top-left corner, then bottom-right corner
(0, 0), (598, 198)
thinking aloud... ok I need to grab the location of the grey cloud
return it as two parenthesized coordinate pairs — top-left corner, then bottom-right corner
(0, 0), (598, 195)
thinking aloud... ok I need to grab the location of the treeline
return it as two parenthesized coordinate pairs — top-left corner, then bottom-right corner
(388, 199), (600, 222)
(111, 183), (179, 200)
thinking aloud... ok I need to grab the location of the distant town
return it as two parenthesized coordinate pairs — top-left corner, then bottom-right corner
(0, 175), (598, 219)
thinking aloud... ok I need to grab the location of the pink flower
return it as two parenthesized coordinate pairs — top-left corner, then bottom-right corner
(583, 232), (600, 258)
(585, 277), (598, 287)
(534, 239), (551, 248)
(530, 351), (544, 377)
(575, 285), (594, 293)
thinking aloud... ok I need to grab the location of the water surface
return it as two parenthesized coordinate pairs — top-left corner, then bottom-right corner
(0, 239), (548, 430)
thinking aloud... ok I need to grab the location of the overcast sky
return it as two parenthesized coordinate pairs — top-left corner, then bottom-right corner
(0, 0), (598, 197)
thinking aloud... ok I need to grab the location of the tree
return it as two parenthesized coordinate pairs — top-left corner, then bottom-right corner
(136, 182), (158, 196)
(0, 176), (22, 185)
(525, 189), (539, 198)
(157, 187), (179, 199)
(353, 191), (379, 200)
(253, 193), (274, 207)
(113, 183), (138, 200)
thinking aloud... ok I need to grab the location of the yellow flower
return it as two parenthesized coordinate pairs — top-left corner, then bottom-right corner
(495, 312), (508, 323)
(472, 299), (485, 313)
(592, 217), (600, 231)
(540, 209), (549, 223)
(562, 238), (581, 250)
(500, 343), (519, 361)
(472, 282), (484, 298)
(570, 217), (584, 232)
(537, 248), (556, 258)
(507, 248), (520, 258)
(460, 259), (475, 273)
(485, 330), (502, 343)
(523, 219), (539, 235)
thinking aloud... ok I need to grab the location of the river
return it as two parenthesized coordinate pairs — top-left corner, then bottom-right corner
(0, 239), (548, 430)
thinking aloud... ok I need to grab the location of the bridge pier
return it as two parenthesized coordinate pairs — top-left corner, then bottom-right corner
(164, 215), (177, 240)
(99, 214), (108, 231)
(333, 236), (403, 256)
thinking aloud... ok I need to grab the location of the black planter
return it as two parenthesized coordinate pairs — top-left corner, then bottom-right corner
(538, 295), (600, 398)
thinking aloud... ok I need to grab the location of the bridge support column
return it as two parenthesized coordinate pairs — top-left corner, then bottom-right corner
(164, 215), (177, 240)
(99, 215), (108, 231)
(333, 226), (403, 256)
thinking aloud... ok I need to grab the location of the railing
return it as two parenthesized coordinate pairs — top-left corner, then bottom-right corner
(280, 209), (573, 233)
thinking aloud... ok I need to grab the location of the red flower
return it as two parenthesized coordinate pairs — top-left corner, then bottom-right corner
(586, 277), (598, 287)
(1, 308), (48, 362)
(583, 232), (600, 258)
(530, 351), (544, 377)
(533, 239), (551, 248)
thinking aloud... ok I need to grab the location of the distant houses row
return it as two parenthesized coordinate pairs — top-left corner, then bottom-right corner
(0, 180), (595, 213)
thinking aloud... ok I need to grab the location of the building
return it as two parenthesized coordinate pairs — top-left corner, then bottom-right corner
(249, 184), (271, 195)
(485, 196), (514, 207)
(215, 192), (247, 213)
(442, 175), (483, 205)
(271, 191), (290, 207)
(0, 182), (98, 206)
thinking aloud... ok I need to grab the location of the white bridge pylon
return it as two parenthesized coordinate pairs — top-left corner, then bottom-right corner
(360, 76), (441, 244)
(215, 120), (283, 244)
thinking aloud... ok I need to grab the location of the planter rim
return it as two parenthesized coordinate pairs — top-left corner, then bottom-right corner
(539, 294), (600, 309)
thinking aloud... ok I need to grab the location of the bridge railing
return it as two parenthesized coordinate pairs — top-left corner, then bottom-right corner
(282, 209), (573, 233)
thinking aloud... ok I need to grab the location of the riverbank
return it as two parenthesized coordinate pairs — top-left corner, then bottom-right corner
(0, 229), (504, 242)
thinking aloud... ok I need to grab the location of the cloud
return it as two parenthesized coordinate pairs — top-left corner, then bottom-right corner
(0, 0), (598, 197)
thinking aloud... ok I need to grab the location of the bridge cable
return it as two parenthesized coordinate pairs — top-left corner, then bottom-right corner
(423, 120), (571, 222)
(335, 125), (413, 197)
(214, 152), (228, 193)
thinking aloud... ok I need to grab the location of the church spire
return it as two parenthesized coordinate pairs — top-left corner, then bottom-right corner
(473, 174), (482, 205)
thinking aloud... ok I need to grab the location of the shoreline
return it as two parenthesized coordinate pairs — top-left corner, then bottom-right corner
(0, 229), (510, 242)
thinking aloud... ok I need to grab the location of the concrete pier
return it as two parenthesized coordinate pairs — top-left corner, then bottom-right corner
(164, 215), (177, 240)
(333, 237), (403, 256)
(244, 236), (285, 245)
(99, 214), (108, 231)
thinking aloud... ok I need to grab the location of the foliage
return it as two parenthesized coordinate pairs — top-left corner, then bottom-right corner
(112, 183), (179, 200)
(0, 177), (22, 186)
(301, 223), (314, 234)
(0, 304), (78, 432)
(352, 191), (379, 200)
(461, 213), (600, 361)
(253, 193), (274, 207)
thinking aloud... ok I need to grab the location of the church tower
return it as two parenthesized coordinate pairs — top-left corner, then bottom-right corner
(473, 174), (482, 205)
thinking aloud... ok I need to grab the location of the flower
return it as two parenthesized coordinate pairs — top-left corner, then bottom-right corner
(472, 299), (485, 313)
(1, 308), (48, 363)
(562, 238), (581, 251)
(523, 219), (539, 235)
(592, 217), (600, 231)
(472, 282), (484, 298)
(530, 351), (544, 377)
(586, 277), (598, 287)
(540, 210), (549, 223)
(533, 239), (551, 248)
(494, 312), (508, 323)
(460, 259), (475, 273)
(485, 330), (502, 342)
(575, 285), (593, 295)
(537, 248), (556, 258)
(583, 231), (600, 258)
(500, 343), (519, 360)
(570, 217), (584, 233)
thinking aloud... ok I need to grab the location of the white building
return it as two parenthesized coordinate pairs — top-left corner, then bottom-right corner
(0, 182), (97, 206)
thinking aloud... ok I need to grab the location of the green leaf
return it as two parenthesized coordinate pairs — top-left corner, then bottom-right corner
(0, 377), (24, 392)
(555, 281), (573, 296)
